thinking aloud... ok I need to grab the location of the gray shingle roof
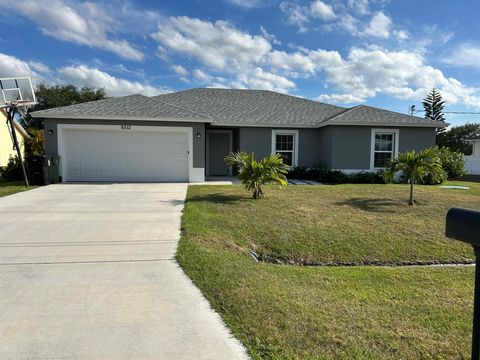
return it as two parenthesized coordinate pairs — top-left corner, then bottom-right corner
(31, 88), (447, 128)
(152, 88), (346, 127)
(323, 105), (446, 127)
(30, 94), (210, 121)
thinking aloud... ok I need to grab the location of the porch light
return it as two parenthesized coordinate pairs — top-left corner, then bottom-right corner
(196, 132), (201, 139)
(48, 129), (54, 135)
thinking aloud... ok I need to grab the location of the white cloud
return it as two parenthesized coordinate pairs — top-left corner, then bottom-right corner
(149, 15), (480, 108)
(1, 0), (144, 61)
(58, 65), (170, 96)
(393, 29), (409, 40)
(0, 51), (171, 97)
(315, 47), (480, 109)
(310, 0), (336, 20)
(192, 69), (212, 82)
(443, 43), (480, 68)
(28, 61), (51, 74)
(279, 2), (310, 32)
(234, 67), (295, 93)
(225, 0), (266, 8)
(260, 26), (281, 45)
(280, 1), (407, 40)
(151, 17), (272, 70)
(172, 65), (189, 77)
(0, 53), (43, 82)
(347, 0), (370, 15)
(279, 1), (336, 32)
(364, 12), (391, 38)
(267, 48), (341, 76)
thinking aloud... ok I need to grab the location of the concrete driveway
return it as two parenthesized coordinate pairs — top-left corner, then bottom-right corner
(0, 184), (248, 359)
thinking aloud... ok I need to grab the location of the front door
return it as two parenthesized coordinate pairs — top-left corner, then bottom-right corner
(208, 131), (231, 176)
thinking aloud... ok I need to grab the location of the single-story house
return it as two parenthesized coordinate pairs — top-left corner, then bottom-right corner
(31, 88), (445, 183)
(0, 108), (30, 167)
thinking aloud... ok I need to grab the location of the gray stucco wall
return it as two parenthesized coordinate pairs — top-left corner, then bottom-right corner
(43, 119), (206, 168)
(322, 125), (437, 170)
(329, 126), (372, 170)
(238, 127), (272, 160)
(399, 127), (436, 153)
(236, 127), (325, 167)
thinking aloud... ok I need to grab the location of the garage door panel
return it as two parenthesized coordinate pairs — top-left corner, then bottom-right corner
(62, 127), (190, 182)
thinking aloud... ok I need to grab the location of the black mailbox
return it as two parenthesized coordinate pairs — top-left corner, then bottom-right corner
(445, 207), (480, 360)
(446, 208), (480, 247)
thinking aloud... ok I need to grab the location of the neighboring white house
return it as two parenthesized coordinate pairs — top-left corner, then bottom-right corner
(465, 138), (480, 175)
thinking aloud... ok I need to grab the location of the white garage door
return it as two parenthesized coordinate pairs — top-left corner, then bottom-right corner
(61, 126), (190, 182)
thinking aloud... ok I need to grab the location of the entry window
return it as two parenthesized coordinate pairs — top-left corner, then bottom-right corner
(373, 132), (396, 168)
(272, 130), (298, 166)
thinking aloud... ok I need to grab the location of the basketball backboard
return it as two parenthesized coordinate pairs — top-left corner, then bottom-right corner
(0, 77), (36, 108)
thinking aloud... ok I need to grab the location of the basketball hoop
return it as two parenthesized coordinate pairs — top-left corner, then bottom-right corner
(0, 76), (36, 187)
(0, 77), (37, 109)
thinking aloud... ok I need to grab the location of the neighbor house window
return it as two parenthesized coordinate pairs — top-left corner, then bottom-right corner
(371, 129), (399, 169)
(272, 130), (299, 167)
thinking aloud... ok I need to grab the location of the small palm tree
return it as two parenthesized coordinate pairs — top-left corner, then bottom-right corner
(225, 152), (288, 199)
(384, 149), (443, 205)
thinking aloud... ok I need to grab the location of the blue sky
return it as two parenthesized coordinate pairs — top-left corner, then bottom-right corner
(1, 0), (480, 126)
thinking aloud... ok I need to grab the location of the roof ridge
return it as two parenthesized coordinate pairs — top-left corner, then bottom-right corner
(317, 105), (359, 125)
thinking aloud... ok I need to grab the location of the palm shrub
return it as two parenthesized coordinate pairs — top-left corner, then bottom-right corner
(383, 148), (443, 205)
(225, 152), (288, 199)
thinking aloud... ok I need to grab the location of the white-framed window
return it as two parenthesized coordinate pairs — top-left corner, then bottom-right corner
(271, 130), (299, 167)
(370, 129), (399, 170)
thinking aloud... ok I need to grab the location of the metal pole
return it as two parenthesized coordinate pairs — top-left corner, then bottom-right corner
(6, 107), (29, 187)
(472, 246), (480, 360)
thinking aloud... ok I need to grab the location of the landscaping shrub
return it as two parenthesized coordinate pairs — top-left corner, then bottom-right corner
(418, 167), (448, 185)
(317, 169), (348, 184)
(287, 166), (321, 180)
(288, 167), (386, 184)
(0, 156), (23, 181)
(384, 146), (465, 186)
(433, 146), (466, 179)
(351, 171), (382, 184)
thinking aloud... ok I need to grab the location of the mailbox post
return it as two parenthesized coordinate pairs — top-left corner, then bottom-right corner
(446, 208), (480, 360)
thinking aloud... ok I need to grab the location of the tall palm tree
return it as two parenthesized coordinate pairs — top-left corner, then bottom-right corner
(225, 152), (288, 199)
(384, 149), (443, 205)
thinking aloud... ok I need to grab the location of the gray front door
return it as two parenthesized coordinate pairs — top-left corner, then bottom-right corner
(208, 132), (231, 176)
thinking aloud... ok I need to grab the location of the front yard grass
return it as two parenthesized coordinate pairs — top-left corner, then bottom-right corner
(0, 179), (32, 198)
(177, 183), (480, 359)
(181, 183), (480, 265)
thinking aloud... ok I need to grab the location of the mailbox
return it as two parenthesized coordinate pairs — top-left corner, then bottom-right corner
(445, 207), (480, 360)
(446, 208), (480, 247)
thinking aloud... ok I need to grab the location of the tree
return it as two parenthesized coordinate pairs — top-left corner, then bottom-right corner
(423, 88), (446, 135)
(383, 149), (443, 205)
(436, 123), (480, 155)
(25, 128), (45, 157)
(22, 84), (107, 129)
(225, 152), (288, 199)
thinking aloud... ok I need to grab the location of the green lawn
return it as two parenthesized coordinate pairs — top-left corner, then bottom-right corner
(177, 183), (480, 359)
(181, 183), (480, 265)
(0, 179), (32, 198)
